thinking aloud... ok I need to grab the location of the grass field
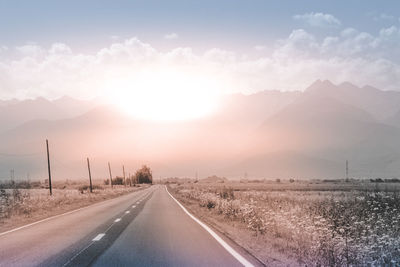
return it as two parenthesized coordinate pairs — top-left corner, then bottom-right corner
(0, 180), (149, 232)
(170, 179), (400, 266)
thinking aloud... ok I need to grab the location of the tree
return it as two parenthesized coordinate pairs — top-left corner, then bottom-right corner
(134, 165), (153, 184)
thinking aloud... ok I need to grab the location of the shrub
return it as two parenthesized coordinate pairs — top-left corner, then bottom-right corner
(175, 186), (400, 265)
(134, 165), (153, 184)
(219, 187), (234, 199)
(112, 177), (124, 185)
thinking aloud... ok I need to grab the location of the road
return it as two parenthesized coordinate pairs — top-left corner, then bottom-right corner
(0, 185), (257, 267)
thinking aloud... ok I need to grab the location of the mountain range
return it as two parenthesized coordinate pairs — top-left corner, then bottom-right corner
(1, 80), (400, 180)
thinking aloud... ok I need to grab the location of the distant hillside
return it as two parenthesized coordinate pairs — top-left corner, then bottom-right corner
(0, 96), (98, 132)
(199, 175), (228, 183)
(1, 81), (400, 180)
(305, 80), (400, 120)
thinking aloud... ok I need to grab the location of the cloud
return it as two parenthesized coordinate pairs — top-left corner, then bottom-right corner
(15, 44), (45, 58)
(164, 33), (179, 40)
(49, 43), (72, 55)
(373, 13), (395, 21)
(1, 26), (400, 100)
(293, 12), (341, 28)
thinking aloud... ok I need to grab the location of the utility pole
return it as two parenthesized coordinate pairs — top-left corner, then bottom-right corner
(87, 158), (93, 193)
(108, 162), (113, 188)
(10, 169), (15, 188)
(122, 165), (126, 187)
(346, 160), (349, 181)
(46, 139), (52, 196)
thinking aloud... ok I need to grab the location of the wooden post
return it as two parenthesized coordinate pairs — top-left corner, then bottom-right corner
(122, 165), (126, 187)
(46, 139), (52, 196)
(108, 162), (113, 188)
(87, 158), (93, 193)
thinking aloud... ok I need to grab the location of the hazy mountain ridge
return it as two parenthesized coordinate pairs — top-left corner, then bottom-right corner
(0, 96), (98, 132)
(305, 80), (400, 121)
(1, 80), (400, 180)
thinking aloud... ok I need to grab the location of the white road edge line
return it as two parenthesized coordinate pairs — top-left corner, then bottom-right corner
(114, 218), (121, 222)
(92, 233), (106, 241)
(0, 188), (151, 237)
(165, 185), (254, 267)
(0, 205), (89, 237)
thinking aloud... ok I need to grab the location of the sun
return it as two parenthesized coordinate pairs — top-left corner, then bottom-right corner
(106, 68), (221, 121)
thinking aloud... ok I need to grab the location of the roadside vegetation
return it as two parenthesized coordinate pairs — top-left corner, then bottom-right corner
(170, 179), (400, 266)
(0, 177), (151, 232)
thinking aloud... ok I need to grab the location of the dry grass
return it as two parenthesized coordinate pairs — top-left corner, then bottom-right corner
(0, 182), (149, 232)
(170, 180), (400, 266)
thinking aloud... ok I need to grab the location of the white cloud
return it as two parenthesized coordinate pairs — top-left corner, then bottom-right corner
(15, 44), (45, 58)
(293, 12), (341, 28)
(49, 43), (72, 55)
(164, 33), (179, 40)
(1, 26), (400, 100)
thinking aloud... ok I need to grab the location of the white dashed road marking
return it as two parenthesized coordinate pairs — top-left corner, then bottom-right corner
(125, 211), (130, 214)
(114, 218), (121, 222)
(92, 233), (105, 241)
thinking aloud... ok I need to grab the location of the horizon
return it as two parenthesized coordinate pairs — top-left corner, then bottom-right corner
(0, 79), (392, 102)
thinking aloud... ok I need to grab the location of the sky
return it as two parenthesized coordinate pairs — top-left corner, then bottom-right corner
(1, 0), (400, 100)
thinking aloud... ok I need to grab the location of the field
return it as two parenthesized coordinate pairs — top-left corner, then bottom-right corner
(170, 180), (400, 266)
(0, 180), (149, 232)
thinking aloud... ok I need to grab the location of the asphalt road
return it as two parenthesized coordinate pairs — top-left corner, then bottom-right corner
(0, 185), (256, 267)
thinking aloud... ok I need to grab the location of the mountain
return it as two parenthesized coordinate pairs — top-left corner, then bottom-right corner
(52, 96), (98, 117)
(0, 97), (67, 132)
(214, 90), (300, 129)
(0, 96), (99, 132)
(386, 109), (400, 128)
(1, 81), (400, 180)
(241, 81), (400, 178)
(305, 80), (400, 120)
(0, 98), (19, 107)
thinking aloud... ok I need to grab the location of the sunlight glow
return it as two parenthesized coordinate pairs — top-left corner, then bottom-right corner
(106, 67), (221, 121)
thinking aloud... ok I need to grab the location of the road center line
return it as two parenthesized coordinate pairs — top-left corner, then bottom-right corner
(165, 186), (254, 267)
(0, 188), (152, 237)
(92, 233), (105, 241)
